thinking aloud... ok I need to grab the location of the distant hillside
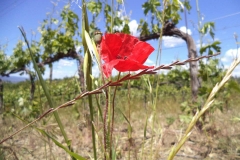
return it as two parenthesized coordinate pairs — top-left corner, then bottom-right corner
(0, 76), (28, 83)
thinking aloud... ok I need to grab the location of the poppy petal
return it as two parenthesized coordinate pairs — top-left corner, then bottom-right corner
(114, 59), (154, 72)
(102, 59), (121, 78)
(117, 34), (138, 57)
(128, 41), (154, 63)
(100, 33), (154, 77)
(101, 34), (122, 62)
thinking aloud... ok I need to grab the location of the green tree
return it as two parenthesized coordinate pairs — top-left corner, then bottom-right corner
(0, 44), (11, 112)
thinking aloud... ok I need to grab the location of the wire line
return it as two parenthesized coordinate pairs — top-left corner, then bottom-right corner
(209, 11), (240, 21)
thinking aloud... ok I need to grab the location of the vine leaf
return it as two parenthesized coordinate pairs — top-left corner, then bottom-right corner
(200, 41), (221, 55)
(142, 0), (161, 15)
(87, 1), (102, 16)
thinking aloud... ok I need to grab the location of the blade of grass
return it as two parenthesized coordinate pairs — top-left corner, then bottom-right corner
(37, 128), (86, 160)
(119, 108), (133, 160)
(95, 94), (104, 123)
(111, 146), (116, 160)
(84, 30), (100, 68)
(11, 113), (86, 160)
(167, 56), (240, 160)
(118, 109), (132, 133)
(18, 26), (74, 158)
(141, 116), (148, 160)
(144, 116), (148, 139)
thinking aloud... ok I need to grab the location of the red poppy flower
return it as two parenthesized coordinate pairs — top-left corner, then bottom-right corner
(100, 33), (154, 78)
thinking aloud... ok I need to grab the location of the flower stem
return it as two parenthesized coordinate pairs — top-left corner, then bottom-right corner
(110, 73), (121, 158)
(103, 89), (109, 160)
(127, 75), (132, 160)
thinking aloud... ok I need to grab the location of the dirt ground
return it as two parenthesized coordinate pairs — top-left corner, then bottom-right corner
(1, 106), (240, 160)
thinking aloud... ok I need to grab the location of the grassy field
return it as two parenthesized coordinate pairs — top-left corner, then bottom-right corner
(1, 76), (240, 160)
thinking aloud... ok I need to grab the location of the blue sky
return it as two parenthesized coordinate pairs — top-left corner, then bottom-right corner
(0, 0), (240, 79)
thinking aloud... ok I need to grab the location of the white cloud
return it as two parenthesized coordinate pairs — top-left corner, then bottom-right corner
(163, 36), (185, 48)
(222, 63), (240, 77)
(41, 60), (77, 79)
(113, 19), (139, 37)
(108, 7), (139, 37)
(58, 59), (74, 68)
(221, 48), (240, 63)
(112, 68), (119, 77)
(220, 48), (240, 77)
(76, 46), (81, 52)
(113, 25), (123, 32)
(163, 26), (192, 48)
(145, 58), (155, 66)
(129, 20), (139, 37)
(196, 43), (201, 49)
(232, 65), (240, 76)
(196, 40), (206, 49)
(43, 68), (76, 79)
(196, 43), (207, 49)
(92, 64), (100, 77)
(179, 26), (192, 35)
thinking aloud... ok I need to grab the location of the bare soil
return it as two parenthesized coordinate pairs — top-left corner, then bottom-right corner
(1, 106), (240, 160)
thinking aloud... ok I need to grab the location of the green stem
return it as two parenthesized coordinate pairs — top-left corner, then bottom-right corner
(82, 1), (97, 159)
(107, 86), (111, 159)
(103, 88), (109, 160)
(85, 34), (97, 160)
(110, 72), (121, 159)
(127, 76), (132, 160)
(87, 87), (97, 160)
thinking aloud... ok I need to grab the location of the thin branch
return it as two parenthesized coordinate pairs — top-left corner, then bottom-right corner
(1, 49), (83, 77)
